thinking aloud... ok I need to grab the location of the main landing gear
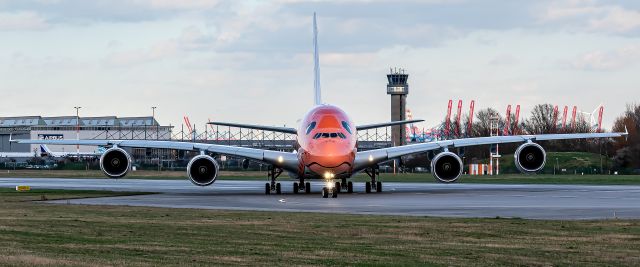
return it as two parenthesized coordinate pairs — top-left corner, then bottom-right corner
(364, 167), (382, 194)
(265, 166), (283, 195)
(292, 178), (311, 194)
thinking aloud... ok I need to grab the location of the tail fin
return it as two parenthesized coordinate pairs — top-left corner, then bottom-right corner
(40, 145), (52, 154)
(313, 12), (322, 106)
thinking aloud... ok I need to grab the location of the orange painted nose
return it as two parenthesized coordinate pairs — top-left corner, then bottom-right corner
(308, 140), (353, 168)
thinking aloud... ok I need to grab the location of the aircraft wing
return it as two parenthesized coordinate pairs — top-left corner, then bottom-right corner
(353, 131), (627, 172)
(11, 139), (300, 172)
(356, 119), (424, 131)
(207, 122), (297, 134)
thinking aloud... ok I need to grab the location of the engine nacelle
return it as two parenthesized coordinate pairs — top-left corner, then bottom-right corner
(431, 151), (463, 183)
(514, 142), (546, 173)
(99, 147), (131, 178)
(187, 155), (219, 186)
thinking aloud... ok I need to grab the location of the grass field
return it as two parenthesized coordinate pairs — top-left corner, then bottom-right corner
(3, 169), (640, 186)
(1, 188), (640, 266)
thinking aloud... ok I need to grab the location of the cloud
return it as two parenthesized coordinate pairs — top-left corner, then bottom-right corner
(0, 11), (49, 31)
(570, 45), (640, 70)
(489, 54), (519, 66)
(589, 6), (640, 33)
(538, 0), (640, 34)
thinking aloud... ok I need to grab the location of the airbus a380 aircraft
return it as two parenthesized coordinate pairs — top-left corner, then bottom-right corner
(13, 14), (627, 198)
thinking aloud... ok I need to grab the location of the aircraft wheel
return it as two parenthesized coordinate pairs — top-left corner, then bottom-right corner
(332, 188), (338, 198)
(321, 187), (329, 198)
(335, 182), (341, 193)
(265, 183), (271, 195)
(365, 182), (371, 194)
(305, 182), (311, 194)
(275, 183), (282, 195)
(376, 181), (382, 193)
(347, 181), (353, 193)
(293, 182), (299, 194)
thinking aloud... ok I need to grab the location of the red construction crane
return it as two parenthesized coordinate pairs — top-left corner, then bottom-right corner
(503, 105), (512, 136)
(597, 106), (604, 132)
(445, 100), (452, 138)
(562, 106), (568, 131)
(467, 100), (475, 136)
(455, 100), (463, 138)
(571, 106), (578, 130)
(513, 105), (520, 135)
(183, 116), (193, 134)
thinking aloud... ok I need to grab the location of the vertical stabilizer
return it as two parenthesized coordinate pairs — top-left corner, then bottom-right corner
(313, 12), (322, 105)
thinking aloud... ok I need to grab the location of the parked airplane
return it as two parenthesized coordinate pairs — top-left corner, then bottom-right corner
(12, 13), (627, 198)
(0, 145), (104, 159)
(39, 145), (105, 158)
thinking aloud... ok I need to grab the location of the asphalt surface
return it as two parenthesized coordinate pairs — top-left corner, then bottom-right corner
(2, 177), (640, 220)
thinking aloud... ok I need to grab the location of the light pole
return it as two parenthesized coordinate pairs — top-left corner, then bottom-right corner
(151, 106), (160, 171)
(74, 106), (82, 159)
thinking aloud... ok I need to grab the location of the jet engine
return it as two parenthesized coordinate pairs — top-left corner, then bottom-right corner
(187, 155), (220, 186)
(99, 147), (131, 178)
(431, 151), (463, 183)
(514, 142), (546, 173)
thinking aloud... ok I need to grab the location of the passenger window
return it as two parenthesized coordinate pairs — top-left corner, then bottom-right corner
(306, 122), (317, 135)
(341, 121), (352, 134)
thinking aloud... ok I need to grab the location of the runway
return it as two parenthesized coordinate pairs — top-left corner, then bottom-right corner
(2, 177), (640, 220)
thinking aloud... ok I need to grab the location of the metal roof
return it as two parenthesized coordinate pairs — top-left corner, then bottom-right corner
(0, 116), (159, 127)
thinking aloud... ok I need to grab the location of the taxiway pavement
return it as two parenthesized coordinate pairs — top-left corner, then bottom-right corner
(2, 178), (640, 220)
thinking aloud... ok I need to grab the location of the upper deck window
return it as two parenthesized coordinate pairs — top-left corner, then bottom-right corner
(306, 121), (317, 135)
(341, 121), (352, 134)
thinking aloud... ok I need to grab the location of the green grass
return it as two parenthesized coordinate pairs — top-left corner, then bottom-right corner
(4, 169), (640, 185)
(1, 188), (639, 266)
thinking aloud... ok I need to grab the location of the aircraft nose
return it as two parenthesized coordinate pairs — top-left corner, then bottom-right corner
(308, 140), (353, 167)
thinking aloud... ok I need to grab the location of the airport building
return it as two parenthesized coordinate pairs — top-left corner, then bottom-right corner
(0, 116), (172, 160)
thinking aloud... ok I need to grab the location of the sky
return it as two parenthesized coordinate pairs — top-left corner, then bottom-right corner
(1, 0), (639, 131)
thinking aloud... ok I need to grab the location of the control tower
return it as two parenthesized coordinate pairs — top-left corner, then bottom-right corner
(387, 68), (409, 146)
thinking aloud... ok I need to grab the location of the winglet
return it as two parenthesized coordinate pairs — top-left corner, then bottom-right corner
(313, 12), (322, 106)
(624, 125), (629, 141)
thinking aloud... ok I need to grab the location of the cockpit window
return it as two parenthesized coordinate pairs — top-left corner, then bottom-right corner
(313, 132), (347, 139)
(306, 121), (316, 135)
(341, 121), (352, 134)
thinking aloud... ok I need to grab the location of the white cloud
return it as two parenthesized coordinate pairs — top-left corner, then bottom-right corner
(539, 1), (640, 33)
(0, 11), (49, 31)
(133, 0), (221, 9)
(589, 6), (640, 33)
(571, 45), (640, 70)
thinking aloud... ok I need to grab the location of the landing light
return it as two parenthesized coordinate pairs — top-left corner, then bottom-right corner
(368, 154), (374, 162)
(324, 172), (335, 179)
(325, 181), (334, 189)
(277, 156), (283, 163)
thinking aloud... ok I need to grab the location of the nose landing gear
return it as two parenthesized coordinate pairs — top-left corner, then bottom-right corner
(321, 186), (338, 198)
